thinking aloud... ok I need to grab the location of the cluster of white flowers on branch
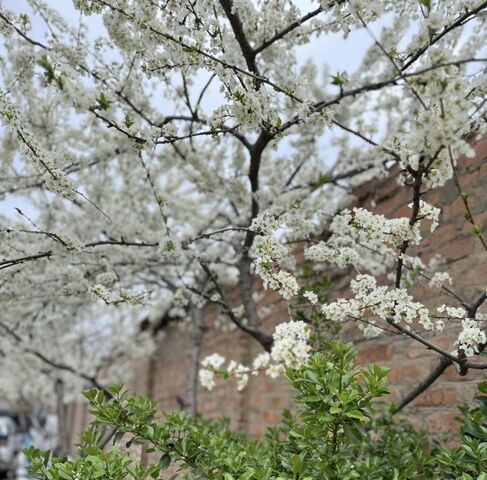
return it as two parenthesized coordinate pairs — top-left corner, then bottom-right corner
(199, 320), (310, 390)
(320, 274), (442, 336)
(457, 318), (487, 357)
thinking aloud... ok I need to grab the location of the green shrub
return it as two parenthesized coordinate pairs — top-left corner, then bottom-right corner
(26, 342), (487, 479)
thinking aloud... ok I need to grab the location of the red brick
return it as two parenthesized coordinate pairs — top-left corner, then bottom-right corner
(406, 336), (450, 359)
(410, 387), (457, 407)
(434, 237), (473, 261)
(388, 364), (421, 383)
(262, 411), (281, 423)
(442, 197), (468, 223)
(425, 411), (460, 435)
(357, 343), (394, 363)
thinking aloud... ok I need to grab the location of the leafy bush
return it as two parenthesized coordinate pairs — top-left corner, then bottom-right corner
(27, 342), (487, 479)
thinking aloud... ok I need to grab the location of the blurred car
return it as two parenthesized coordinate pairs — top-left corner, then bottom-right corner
(0, 412), (22, 477)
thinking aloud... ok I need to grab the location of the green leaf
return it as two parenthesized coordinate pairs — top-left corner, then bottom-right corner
(478, 382), (487, 394)
(241, 470), (255, 480)
(37, 55), (56, 83)
(331, 71), (348, 86)
(345, 410), (365, 420)
(123, 114), (135, 129)
(471, 225), (481, 235)
(96, 92), (111, 110)
(158, 453), (171, 470)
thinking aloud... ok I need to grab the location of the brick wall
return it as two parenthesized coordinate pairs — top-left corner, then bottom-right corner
(66, 136), (487, 449)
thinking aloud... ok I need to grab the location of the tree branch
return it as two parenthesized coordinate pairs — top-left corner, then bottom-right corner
(253, 6), (324, 55)
(182, 306), (206, 416)
(197, 258), (273, 351)
(218, 0), (259, 76)
(392, 356), (451, 413)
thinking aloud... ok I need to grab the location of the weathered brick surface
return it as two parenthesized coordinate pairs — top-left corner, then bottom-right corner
(66, 137), (487, 451)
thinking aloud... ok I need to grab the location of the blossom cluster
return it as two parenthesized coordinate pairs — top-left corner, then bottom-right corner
(254, 236), (299, 300)
(434, 305), (486, 358)
(348, 208), (422, 246)
(305, 206), (425, 276)
(413, 200), (441, 233)
(90, 285), (151, 306)
(0, 96), (76, 199)
(199, 320), (310, 391)
(321, 274), (443, 336)
(428, 272), (452, 290)
(456, 318), (486, 358)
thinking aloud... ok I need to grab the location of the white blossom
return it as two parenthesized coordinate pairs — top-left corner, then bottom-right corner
(252, 352), (270, 372)
(199, 369), (216, 391)
(437, 305), (467, 318)
(428, 272), (452, 290)
(456, 319), (486, 357)
(303, 290), (318, 304)
(270, 321), (311, 369)
(201, 353), (226, 370)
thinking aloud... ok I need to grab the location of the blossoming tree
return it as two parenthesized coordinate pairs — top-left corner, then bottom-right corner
(0, 0), (486, 420)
